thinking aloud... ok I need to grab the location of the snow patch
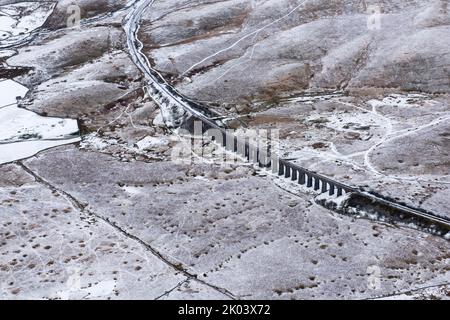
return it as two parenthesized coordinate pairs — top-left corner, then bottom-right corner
(0, 49), (15, 60)
(0, 104), (79, 143)
(152, 111), (165, 127)
(53, 279), (116, 300)
(0, 80), (80, 164)
(135, 135), (169, 150)
(285, 92), (343, 104)
(79, 134), (116, 151)
(0, 79), (27, 106)
(0, 2), (55, 48)
(122, 185), (143, 195)
(367, 94), (428, 109)
(316, 192), (351, 210)
(0, 138), (80, 164)
(305, 110), (380, 136)
(83, 280), (116, 298)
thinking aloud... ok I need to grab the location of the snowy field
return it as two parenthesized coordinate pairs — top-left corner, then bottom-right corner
(0, 2), (80, 164)
(0, 0), (448, 301)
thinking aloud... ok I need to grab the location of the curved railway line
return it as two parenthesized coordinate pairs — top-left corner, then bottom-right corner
(123, 0), (450, 235)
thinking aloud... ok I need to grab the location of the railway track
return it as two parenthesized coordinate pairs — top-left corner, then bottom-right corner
(123, 0), (450, 235)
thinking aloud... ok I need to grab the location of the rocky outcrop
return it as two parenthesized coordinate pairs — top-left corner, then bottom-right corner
(6, 14), (144, 126)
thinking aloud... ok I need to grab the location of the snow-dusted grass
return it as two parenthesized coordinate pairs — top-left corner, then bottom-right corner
(0, 138), (80, 164)
(0, 2), (81, 164)
(0, 79), (27, 105)
(0, 1), (54, 47)
(0, 80), (80, 164)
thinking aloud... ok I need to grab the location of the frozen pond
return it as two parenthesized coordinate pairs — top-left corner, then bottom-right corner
(0, 2), (80, 164)
(0, 79), (80, 164)
(0, 1), (55, 48)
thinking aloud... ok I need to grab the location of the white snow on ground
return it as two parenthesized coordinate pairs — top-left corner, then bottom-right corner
(305, 110), (380, 141)
(0, 104), (79, 143)
(135, 135), (169, 150)
(377, 285), (450, 300)
(271, 171), (318, 196)
(0, 80), (80, 164)
(79, 133), (116, 151)
(283, 93), (343, 104)
(122, 185), (144, 195)
(0, 3), (81, 164)
(0, 1), (82, 164)
(367, 94), (429, 109)
(0, 2), (54, 47)
(315, 191), (351, 209)
(0, 15), (15, 40)
(0, 138), (80, 164)
(80, 132), (172, 158)
(0, 49), (15, 59)
(0, 79), (27, 105)
(51, 279), (117, 300)
(279, 94), (448, 180)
